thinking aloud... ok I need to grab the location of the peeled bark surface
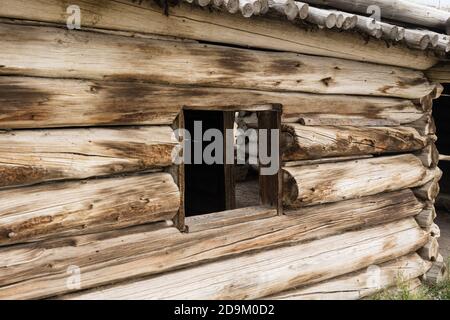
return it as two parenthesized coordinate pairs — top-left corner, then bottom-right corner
(0, 173), (180, 246)
(282, 124), (428, 161)
(0, 190), (422, 299)
(283, 154), (431, 207)
(303, 0), (450, 31)
(61, 219), (428, 300)
(0, 23), (438, 99)
(0, 127), (178, 188)
(0, 77), (426, 128)
(265, 253), (431, 300)
(0, 0), (437, 69)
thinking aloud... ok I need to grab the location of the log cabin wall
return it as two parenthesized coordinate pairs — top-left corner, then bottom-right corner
(0, 0), (447, 299)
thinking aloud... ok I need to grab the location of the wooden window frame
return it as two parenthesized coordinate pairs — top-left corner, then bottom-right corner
(173, 105), (283, 232)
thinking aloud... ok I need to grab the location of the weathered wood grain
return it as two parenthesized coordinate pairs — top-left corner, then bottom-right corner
(0, 23), (438, 99)
(0, 77), (427, 128)
(0, 0), (437, 69)
(0, 189), (422, 299)
(282, 124), (428, 161)
(418, 237), (439, 261)
(60, 219), (428, 300)
(0, 173), (180, 245)
(0, 127), (178, 188)
(265, 253), (431, 300)
(283, 154), (431, 207)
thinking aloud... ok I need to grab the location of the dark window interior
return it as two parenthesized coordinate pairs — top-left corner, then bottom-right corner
(183, 109), (280, 217)
(184, 110), (227, 216)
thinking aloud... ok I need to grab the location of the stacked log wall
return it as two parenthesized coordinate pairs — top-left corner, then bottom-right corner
(0, 0), (444, 300)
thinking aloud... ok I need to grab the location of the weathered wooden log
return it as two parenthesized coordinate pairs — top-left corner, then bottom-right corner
(283, 155), (373, 167)
(415, 208), (437, 229)
(404, 29), (431, 50)
(0, 0), (437, 70)
(265, 254), (431, 300)
(223, 0), (240, 13)
(410, 113), (436, 136)
(0, 77), (427, 129)
(60, 219), (428, 300)
(295, 2), (310, 19)
(437, 34), (450, 52)
(281, 124), (428, 161)
(283, 154), (431, 207)
(356, 16), (382, 38)
(418, 237), (439, 261)
(269, 0), (300, 21)
(0, 24), (436, 99)
(415, 143), (439, 167)
(239, 0), (257, 17)
(0, 127), (178, 188)
(413, 180), (441, 201)
(422, 261), (448, 284)
(301, 0), (450, 31)
(380, 22), (399, 41)
(0, 190), (422, 299)
(341, 12), (358, 30)
(429, 223), (441, 238)
(186, 206), (277, 232)
(305, 7), (336, 28)
(0, 173), (180, 246)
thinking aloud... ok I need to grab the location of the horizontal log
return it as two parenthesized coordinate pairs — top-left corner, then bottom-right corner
(265, 254), (431, 300)
(282, 124), (428, 161)
(418, 236), (439, 261)
(283, 154), (431, 207)
(415, 143), (439, 167)
(302, 0), (450, 31)
(413, 180), (441, 201)
(0, 0), (437, 70)
(0, 127), (178, 188)
(0, 189), (422, 299)
(0, 77), (426, 129)
(186, 206), (277, 233)
(0, 23), (438, 99)
(426, 62), (450, 83)
(0, 173), (180, 245)
(283, 155), (373, 167)
(61, 218), (428, 300)
(410, 113), (436, 136)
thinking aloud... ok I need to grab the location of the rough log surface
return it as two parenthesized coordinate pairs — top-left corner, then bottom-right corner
(0, 190), (422, 299)
(282, 124), (428, 161)
(265, 253), (431, 300)
(61, 219), (428, 300)
(0, 173), (180, 245)
(0, 77), (427, 129)
(0, 0), (437, 69)
(0, 23), (438, 99)
(283, 154), (431, 207)
(0, 127), (178, 188)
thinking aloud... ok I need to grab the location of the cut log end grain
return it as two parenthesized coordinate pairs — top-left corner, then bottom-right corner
(422, 261), (449, 285)
(418, 237), (439, 261)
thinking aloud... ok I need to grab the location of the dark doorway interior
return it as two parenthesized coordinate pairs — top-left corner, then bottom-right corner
(434, 84), (450, 194)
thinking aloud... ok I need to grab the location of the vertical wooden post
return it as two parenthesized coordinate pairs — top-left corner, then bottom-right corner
(223, 111), (236, 210)
(258, 110), (282, 214)
(172, 111), (186, 232)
